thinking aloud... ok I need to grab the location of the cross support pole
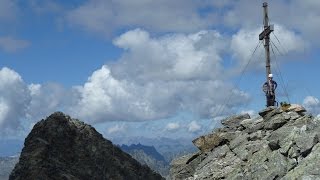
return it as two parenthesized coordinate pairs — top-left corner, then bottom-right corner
(259, 2), (274, 81)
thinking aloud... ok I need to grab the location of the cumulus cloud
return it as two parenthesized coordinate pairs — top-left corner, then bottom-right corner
(112, 29), (228, 81)
(26, 83), (67, 121)
(0, 67), (69, 136)
(303, 96), (320, 115)
(0, 37), (30, 53)
(166, 122), (180, 131)
(0, 68), (30, 133)
(68, 29), (250, 123)
(188, 121), (201, 133)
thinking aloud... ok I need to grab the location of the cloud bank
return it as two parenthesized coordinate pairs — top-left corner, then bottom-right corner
(0, 25), (308, 137)
(68, 29), (250, 123)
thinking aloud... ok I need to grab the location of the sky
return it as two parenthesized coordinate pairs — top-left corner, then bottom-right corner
(0, 0), (320, 143)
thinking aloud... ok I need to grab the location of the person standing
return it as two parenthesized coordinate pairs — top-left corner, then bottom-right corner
(262, 74), (278, 106)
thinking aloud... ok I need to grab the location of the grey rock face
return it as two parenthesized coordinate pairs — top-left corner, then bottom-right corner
(170, 105), (320, 180)
(10, 112), (164, 180)
(221, 113), (250, 130)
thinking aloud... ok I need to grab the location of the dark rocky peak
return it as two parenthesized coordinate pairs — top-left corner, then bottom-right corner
(10, 112), (164, 180)
(170, 104), (320, 179)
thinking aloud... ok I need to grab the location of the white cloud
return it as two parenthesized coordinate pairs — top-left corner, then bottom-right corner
(0, 30), (251, 136)
(112, 29), (227, 81)
(166, 122), (180, 131)
(188, 121), (201, 133)
(26, 83), (67, 121)
(0, 67), (31, 133)
(0, 37), (30, 53)
(68, 29), (250, 123)
(0, 68), (68, 136)
(303, 96), (320, 115)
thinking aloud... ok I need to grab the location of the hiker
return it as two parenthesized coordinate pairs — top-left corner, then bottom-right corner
(262, 74), (277, 106)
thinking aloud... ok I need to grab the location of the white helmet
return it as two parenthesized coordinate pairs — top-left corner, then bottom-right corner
(268, 74), (273, 78)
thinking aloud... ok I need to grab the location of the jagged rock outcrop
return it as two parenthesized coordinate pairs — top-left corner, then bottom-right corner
(170, 104), (320, 180)
(10, 112), (164, 180)
(120, 144), (169, 177)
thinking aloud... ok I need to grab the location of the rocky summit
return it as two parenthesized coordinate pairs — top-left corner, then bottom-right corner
(9, 112), (164, 180)
(170, 104), (320, 180)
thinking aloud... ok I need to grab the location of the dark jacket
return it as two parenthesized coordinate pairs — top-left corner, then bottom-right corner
(263, 79), (277, 96)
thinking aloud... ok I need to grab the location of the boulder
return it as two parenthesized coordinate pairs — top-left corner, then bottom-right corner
(192, 131), (236, 152)
(221, 113), (250, 129)
(287, 104), (306, 114)
(258, 106), (277, 117)
(263, 113), (288, 130)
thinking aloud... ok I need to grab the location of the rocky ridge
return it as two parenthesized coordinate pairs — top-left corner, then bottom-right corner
(170, 105), (320, 180)
(10, 112), (164, 180)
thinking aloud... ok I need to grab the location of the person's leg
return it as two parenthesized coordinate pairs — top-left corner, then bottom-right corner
(271, 95), (275, 106)
(266, 96), (271, 106)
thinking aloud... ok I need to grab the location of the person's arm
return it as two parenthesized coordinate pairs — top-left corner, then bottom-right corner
(262, 82), (268, 93)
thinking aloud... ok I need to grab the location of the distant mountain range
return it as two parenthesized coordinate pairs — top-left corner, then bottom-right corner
(120, 143), (169, 177)
(113, 136), (197, 163)
(0, 156), (19, 180)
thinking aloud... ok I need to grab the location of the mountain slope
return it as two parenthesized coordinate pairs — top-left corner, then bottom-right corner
(170, 105), (320, 179)
(10, 112), (163, 180)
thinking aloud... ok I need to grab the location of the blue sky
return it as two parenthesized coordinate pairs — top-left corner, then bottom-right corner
(0, 0), (320, 144)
